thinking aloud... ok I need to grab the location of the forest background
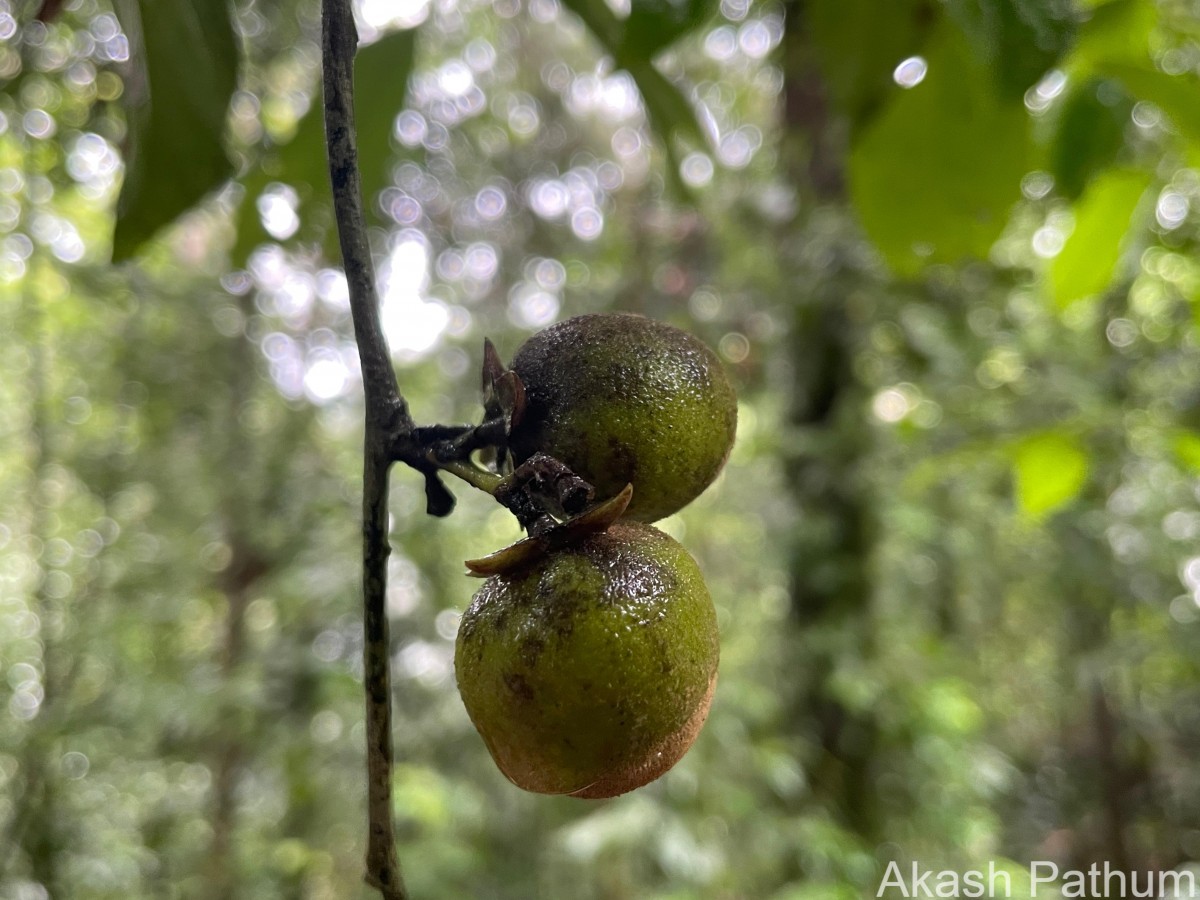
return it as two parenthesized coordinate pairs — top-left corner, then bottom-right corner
(3, 0), (1200, 897)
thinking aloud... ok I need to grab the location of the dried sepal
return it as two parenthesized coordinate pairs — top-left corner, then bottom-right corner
(481, 336), (523, 428)
(464, 535), (547, 577)
(561, 482), (632, 533)
(481, 337), (507, 398)
(496, 370), (526, 433)
(480, 338), (524, 463)
(464, 484), (634, 577)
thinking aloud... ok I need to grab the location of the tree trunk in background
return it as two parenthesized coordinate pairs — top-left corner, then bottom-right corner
(779, 0), (881, 844)
(6, 255), (67, 898)
(206, 297), (277, 899)
(206, 571), (250, 900)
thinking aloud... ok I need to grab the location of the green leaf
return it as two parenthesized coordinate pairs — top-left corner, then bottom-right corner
(1064, 0), (1200, 167)
(622, 0), (711, 60)
(1093, 61), (1200, 163)
(809, 0), (931, 129)
(561, 0), (709, 62)
(1012, 431), (1089, 520)
(1048, 167), (1151, 309)
(628, 57), (705, 145)
(559, 0), (707, 199)
(847, 24), (1033, 276)
(1174, 431), (1200, 473)
(1069, 0), (1156, 69)
(233, 28), (418, 266)
(945, 0), (1077, 98)
(1047, 78), (1134, 200)
(559, 0), (623, 50)
(112, 0), (239, 261)
(351, 29), (420, 207)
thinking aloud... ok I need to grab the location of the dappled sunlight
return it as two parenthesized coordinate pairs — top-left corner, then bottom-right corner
(380, 233), (451, 360)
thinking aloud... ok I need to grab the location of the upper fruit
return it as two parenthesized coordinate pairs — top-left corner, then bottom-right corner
(507, 313), (737, 523)
(454, 521), (719, 798)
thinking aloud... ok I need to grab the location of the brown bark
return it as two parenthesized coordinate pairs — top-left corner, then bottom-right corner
(321, 2), (410, 896)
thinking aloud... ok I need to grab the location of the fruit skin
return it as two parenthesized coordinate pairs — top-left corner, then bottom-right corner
(454, 522), (719, 798)
(508, 313), (737, 523)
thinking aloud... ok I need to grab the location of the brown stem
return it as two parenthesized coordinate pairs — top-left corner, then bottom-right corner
(322, 3), (408, 427)
(321, 2), (408, 897)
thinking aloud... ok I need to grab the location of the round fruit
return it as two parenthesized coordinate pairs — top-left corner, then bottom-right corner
(454, 522), (719, 798)
(508, 313), (737, 523)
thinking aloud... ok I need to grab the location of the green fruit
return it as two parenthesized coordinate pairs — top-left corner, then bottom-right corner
(454, 522), (719, 798)
(508, 313), (737, 523)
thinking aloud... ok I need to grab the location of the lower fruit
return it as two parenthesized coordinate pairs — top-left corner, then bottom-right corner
(454, 522), (719, 798)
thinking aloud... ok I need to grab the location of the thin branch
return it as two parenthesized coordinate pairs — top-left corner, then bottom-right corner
(322, 0), (409, 426)
(320, 2), (408, 898)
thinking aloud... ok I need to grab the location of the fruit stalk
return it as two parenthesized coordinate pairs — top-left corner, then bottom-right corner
(433, 458), (506, 494)
(320, 2), (408, 898)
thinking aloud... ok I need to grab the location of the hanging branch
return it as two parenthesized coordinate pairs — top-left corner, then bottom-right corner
(321, 2), (409, 897)
(321, 2), (600, 895)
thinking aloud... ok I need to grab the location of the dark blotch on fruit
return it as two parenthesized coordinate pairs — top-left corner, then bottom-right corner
(504, 672), (534, 702)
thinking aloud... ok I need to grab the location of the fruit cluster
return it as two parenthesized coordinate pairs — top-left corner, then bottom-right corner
(454, 313), (737, 798)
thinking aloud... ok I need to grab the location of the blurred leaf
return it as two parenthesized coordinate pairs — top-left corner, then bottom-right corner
(560, 0), (706, 198)
(393, 765), (453, 829)
(622, 0), (712, 60)
(809, 0), (931, 129)
(1065, 0), (1200, 166)
(628, 58), (706, 149)
(233, 28), (418, 266)
(112, 0), (238, 261)
(559, 0), (623, 48)
(1068, 0), (1156, 71)
(945, 0), (1077, 97)
(1049, 166), (1151, 309)
(921, 678), (984, 735)
(561, 0), (709, 60)
(848, 25), (1033, 276)
(1093, 62), (1200, 163)
(1174, 431), (1200, 473)
(1047, 78), (1133, 200)
(1012, 430), (1089, 520)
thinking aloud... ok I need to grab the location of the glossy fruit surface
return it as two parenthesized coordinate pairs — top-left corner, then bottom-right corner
(454, 522), (719, 798)
(508, 314), (737, 523)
